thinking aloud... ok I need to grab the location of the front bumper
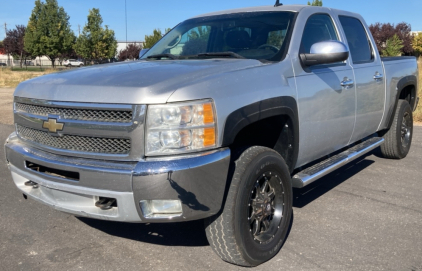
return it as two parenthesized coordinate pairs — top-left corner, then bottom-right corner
(4, 133), (230, 222)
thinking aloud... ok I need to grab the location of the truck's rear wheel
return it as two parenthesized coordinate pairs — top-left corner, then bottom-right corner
(380, 100), (413, 159)
(205, 146), (292, 266)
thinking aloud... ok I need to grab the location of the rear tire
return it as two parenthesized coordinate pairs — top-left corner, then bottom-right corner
(380, 100), (413, 159)
(205, 146), (292, 266)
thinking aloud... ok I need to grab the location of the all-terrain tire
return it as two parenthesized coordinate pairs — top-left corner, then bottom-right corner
(204, 146), (292, 267)
(380, 100), (413, 159)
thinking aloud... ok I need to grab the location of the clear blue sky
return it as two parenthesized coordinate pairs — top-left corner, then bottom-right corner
(1, 0), (421, 41)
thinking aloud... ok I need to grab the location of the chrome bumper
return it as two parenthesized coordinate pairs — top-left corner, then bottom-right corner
(4, 133), (231, 222)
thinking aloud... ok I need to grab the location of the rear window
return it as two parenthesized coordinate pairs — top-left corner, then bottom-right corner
(339, 16), (373, 64)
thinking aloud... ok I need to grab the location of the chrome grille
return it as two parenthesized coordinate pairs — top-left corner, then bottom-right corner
(17, 125), (131, 154)
(15, 103), (132, 123)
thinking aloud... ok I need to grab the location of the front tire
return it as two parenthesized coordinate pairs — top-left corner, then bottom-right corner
(380, 100), (413, 159)
(205, 146), (292, 266)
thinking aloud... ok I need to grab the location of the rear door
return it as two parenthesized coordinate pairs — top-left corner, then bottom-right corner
(293, 12), (356, 167)
(338, 15), (385, 143)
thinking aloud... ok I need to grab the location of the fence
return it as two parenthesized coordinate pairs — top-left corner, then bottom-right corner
(0, 59), (64, 67)
(0, 58), (122, 68)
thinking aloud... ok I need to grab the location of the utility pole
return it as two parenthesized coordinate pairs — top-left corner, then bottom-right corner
(125, 0), (128, 60)
(4, 22), (10, 66)
(78, 24), (80, 37)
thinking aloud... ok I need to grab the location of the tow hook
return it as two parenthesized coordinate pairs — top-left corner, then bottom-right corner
(24, 180), (39, 189)
(95, 197), (117, 210)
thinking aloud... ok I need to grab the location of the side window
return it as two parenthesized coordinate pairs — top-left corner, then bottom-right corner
(300, 14), (339, 54)
(339, 16), (373, 64)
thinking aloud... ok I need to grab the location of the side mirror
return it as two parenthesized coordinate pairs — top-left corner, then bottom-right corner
(139, 48), (150, 59)
(300, 41), (349, 66)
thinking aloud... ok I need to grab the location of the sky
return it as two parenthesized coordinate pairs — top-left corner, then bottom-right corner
(1, 0), (421, 41)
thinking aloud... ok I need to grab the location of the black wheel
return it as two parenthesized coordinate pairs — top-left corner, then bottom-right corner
(205, 146), (292, 266)
(380, 100), (413, 159)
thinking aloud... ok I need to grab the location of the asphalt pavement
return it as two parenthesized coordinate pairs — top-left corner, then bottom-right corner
(1, 123), (421, 271)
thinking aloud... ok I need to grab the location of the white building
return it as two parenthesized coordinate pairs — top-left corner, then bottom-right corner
(0, 53), (13, 65)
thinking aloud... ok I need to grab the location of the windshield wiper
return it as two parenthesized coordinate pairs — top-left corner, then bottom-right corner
(196, 52), (245, 59)
(146, 54), (178, 60)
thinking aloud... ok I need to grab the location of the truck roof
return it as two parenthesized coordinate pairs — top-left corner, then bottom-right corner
(191, 5), (360, 19)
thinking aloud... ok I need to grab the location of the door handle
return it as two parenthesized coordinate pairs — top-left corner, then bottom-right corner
(374, 72), (383, 80)
(341, 78), (354, 87)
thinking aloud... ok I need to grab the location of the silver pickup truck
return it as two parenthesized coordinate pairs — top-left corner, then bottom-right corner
(4, 4), (419, 267)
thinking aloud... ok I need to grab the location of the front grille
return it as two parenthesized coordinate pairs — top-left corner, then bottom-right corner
(15, 103), (133, 123)
(17, 125), (131, 154)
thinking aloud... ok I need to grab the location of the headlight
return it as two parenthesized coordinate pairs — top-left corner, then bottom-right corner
(145, 99), (217, 156)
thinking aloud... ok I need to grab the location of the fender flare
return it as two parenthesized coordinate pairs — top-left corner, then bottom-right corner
(385, 75), (417, 130)
(221, 96), (299, 170)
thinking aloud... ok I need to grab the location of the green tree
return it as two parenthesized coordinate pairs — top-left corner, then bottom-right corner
(413, 32), (422, 57)
(75, 8), (118, 63)
(24, 0), (75, 67)
(308, 0), (323, 6)
(382, 34), (404, 56)
(144, 28), (171, 49)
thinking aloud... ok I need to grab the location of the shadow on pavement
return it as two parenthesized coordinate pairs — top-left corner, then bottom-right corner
(78, 151), (377, 247)
(293, 153), (375, 208)
(77, 217), (209, 247)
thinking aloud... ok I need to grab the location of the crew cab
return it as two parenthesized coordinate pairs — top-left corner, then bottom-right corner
(4, 4), (419, 267)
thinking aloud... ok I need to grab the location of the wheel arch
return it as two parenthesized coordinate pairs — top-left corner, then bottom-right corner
(385, 75), (417, 131)
(221, 96), (299, 172)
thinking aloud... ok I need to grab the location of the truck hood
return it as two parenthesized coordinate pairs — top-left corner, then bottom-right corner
(14, 59), (263, 104)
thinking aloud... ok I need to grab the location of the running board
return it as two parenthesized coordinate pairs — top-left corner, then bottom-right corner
(292, 137), (384, 188)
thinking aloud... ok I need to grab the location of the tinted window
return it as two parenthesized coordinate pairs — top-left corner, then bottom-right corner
(339, 16), (373, 64)
(300, 14), (339, 54)
(142, 12), (295, 62)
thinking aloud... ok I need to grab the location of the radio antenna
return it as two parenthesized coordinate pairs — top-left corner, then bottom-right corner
(274, 0), (283, 7)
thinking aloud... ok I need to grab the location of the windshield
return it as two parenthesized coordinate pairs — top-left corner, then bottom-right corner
(142, 12), (295, 62)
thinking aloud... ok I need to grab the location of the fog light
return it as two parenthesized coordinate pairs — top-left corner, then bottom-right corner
(139, 200), (182, 219)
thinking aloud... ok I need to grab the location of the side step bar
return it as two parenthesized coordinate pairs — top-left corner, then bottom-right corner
(292, 137), (384, 188)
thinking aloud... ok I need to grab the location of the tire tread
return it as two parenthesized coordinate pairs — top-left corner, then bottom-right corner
(205, 146), (287, 266)
(380, 100), (412, 159)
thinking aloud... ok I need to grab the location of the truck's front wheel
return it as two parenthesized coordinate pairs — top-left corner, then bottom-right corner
(205, 146), (292, 266)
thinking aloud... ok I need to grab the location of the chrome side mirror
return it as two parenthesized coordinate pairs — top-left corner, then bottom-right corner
(300, 41), (349, 66)
(139, 48), (150, 59)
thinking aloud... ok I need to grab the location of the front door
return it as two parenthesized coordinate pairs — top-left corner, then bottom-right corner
(293, 13), (356, 167)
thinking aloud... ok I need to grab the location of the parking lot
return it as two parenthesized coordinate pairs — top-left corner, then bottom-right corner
(0, 87), (421, 270)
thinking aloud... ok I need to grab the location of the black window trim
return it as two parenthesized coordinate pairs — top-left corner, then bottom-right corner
(338, 15), (375, 65)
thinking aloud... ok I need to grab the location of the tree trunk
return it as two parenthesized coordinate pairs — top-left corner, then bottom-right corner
(20, 52), (23, 68)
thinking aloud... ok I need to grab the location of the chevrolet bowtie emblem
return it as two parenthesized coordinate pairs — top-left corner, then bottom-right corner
(42, 118), (64, 133)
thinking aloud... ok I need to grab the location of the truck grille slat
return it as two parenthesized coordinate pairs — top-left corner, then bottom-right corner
(17, 125), (131, 154)
(15, 103), (132, 123)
